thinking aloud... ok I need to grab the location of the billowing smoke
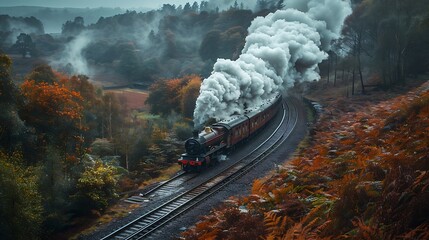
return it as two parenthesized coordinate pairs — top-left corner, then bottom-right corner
(52, 31), (92, 75)
(193, 0), (351, 127)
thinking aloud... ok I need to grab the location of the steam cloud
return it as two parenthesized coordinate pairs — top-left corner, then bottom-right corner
(52, 31), (92, 75)
(193, 0), (351, 127)
(64, 31), (92, 75)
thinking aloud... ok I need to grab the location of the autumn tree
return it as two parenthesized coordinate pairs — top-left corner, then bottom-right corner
(146, 78), (182, 116)
(0, 151), (43, 240)
(20, 80), (83, 132)
(180, 75), (201, 118)
(73, 160), (119, 214)
(19, 76), (84, 168)
(146, 75), (201, 117)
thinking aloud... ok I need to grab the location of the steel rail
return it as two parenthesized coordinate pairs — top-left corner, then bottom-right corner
(123, 171), (200, 204)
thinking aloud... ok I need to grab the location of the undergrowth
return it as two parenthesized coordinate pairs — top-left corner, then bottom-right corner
(181, 82), (429, 239)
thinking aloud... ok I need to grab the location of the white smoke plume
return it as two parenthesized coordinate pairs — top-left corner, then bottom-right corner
(193, 0), (351, 127)
(53, 31), (92, 75)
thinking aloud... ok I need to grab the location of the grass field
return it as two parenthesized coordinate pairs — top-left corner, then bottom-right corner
(106, 88), (150, 111)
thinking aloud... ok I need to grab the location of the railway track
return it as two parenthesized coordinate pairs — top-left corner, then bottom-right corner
(101, 98), (298, 240)
(124, 172), (198, 204)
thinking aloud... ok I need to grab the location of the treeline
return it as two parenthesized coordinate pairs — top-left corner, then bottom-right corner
(0, 14), (64, 58)
(0, 15), (44, 52)
(322, 0), (429, 93)
(0, 1), (285, 85)
(61, 0), (285, 83)
(0, 55), (200, 239)
(0, 6), (127, 33)
(79, 7), (255, 83)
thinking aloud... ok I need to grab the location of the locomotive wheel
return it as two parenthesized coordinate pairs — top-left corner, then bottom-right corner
(183, 165), (191, 172)
(196, 162), (208, 172)
(210, 157), (219, 166)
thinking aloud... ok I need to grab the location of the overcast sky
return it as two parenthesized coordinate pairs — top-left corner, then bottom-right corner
(0, 0), (192, 9)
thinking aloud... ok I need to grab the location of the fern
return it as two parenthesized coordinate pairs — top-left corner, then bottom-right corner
(252, 179), (266, 195)
(264, 211), (293, 239)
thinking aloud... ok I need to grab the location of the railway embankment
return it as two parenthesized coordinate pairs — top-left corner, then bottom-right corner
(181, 80), (429, 239)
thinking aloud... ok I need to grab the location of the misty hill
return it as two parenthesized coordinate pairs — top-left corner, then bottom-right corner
(0, 15), (44, 50)
(0, 1), (284, 86)
(52, 5), (272, 86)
(0, 6), (150, 33)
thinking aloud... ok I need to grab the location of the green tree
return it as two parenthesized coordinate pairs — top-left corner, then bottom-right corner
(183, 2), (192, 13)
(39, 146), (73, 233)
(14, 33), (35, 57)
(0, 151), (43, 240)
(25, 64), (58, 84)
(118, 48), (141, 79)
(191, 1), (199, 12)
(73, 160), (119, 214)
(62, 16), (85, 36)
(200, 30), (221, 61)
(0, 55), (26, 153)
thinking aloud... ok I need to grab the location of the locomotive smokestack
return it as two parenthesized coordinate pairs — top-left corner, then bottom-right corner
(192, 129), (199, 138)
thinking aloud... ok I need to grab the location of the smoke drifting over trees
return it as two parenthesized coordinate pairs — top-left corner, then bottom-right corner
(193, 0), (352, 127)
(47, 3), (262, 84)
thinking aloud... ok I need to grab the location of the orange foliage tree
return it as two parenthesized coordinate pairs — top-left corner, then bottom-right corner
(20, 77), (84, 166)
(20, 79), (83, 127)
(146, 75), (201, 117)
(180, 76), (201, 118)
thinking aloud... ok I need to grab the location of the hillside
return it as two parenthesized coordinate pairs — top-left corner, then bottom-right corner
(0, 6), (131, 33)
(182, 80), (429, 239)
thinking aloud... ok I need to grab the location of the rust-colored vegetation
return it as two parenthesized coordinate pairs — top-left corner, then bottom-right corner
(182, 82), (429, 239)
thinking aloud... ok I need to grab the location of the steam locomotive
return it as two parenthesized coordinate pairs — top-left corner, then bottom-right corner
(178, 94), (282, 172)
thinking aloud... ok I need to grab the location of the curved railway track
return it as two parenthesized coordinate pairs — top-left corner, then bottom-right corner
(124, 172), (198, 204)
(101, 98), (298, 240)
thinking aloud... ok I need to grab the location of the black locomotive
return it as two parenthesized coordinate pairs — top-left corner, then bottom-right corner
(178, 94), (282, 172)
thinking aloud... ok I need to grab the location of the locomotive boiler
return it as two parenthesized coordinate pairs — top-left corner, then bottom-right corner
(178, 94), (282, 172)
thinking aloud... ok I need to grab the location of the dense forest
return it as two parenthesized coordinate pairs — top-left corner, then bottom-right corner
(0, 55), (204, 239)
(1, 1), (285, 84)
(0, 0), (428, 239)
(332, 0), (429, 91)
